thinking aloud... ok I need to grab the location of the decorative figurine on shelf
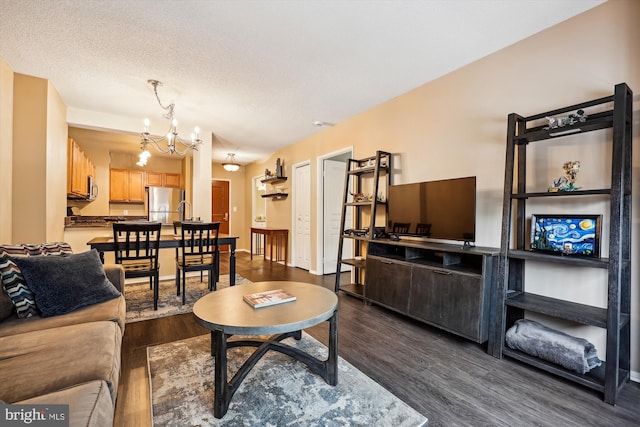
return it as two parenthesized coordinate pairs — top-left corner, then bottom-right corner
(276, 158), (284, 178)
(544, 109), (588, 130)
(548, 160), (581, 192)
(350, 192), (370, 203)
(265, 168), (273, 178)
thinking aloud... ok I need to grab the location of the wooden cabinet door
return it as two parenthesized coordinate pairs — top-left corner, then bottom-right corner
(365, 256), (411, 313)
(128, 170), (145, 202)
(146, 172), (163, 187)
(109, 169), (128, 202)
(163, 173), (181, 188)
(409, 266), (484, 341)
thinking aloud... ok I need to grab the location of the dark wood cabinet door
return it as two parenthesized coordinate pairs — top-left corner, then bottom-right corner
(409, 266), (484, 341)
(365, 257), (411, 313)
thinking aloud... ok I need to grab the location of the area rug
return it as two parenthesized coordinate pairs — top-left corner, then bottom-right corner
(148, 332), (428, 426)
(125, 274), (252, 323)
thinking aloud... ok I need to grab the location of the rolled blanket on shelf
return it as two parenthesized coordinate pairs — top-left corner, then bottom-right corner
(505, 319), (601, 374)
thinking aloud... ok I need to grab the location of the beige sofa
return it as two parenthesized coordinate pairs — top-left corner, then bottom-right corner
(0, 244), (125, 427)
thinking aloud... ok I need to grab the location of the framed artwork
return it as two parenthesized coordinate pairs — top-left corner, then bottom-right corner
(530, 214), (601, 257)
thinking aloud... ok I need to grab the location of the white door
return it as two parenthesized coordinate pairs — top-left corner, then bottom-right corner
(323, 159), (352, 274)
(294, 163), (311, 270)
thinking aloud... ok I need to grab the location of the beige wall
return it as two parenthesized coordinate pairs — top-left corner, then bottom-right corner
(12, 74), (67, 243)
(0, 58), (13, 242)
(244, 0), (640, 371)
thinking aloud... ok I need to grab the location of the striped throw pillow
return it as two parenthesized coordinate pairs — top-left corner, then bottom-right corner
(0, 243), (73, 318)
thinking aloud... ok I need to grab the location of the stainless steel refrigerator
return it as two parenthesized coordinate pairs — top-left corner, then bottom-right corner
(146, 186), (185, 225)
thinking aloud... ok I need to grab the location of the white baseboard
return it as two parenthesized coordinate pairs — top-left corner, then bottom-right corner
(630, 370), (639, 383)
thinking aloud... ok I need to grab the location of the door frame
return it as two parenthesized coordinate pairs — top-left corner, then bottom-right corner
(315, 147), (353, 274)
(291, 159), (311, 271)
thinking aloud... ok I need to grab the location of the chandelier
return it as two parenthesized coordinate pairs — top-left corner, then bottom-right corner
(138, 79), (202, 166)
(222, 153), (240, 172)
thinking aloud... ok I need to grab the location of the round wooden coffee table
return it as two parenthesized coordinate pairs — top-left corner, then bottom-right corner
(193, 281), (338, 419)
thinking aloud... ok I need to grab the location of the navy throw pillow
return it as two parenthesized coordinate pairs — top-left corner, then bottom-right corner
(11, 249), (121, 317)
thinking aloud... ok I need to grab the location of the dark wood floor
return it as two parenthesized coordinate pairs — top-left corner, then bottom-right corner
(115, 252), (640, 426)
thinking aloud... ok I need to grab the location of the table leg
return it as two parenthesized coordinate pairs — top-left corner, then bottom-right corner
(250, 230), (254, 260)
(229, 240), (236, 286)
(284, 231), (288, 266)
(327, 309), (338, 385)
(213, 330), (230, 418)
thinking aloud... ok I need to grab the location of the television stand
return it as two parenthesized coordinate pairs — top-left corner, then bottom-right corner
(365, 239), (498, 349)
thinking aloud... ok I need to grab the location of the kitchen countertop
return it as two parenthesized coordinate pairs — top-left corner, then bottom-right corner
(64, 215), (149, 228)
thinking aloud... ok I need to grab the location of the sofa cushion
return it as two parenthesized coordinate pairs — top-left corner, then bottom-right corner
(0, 286), (14, 321)
(0, 242), (73, 318)
(0, 321), (122, 403)
(11, 250), (121, 318)
(0, 294), (126, 338)
(17, 380), (114, 427)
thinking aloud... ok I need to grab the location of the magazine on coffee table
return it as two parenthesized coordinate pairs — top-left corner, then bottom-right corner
(243, 289), (296, 308)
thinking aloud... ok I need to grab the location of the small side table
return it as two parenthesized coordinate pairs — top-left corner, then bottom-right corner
(250, 227), (288, 265)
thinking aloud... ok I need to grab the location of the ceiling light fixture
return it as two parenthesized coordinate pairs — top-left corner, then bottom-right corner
(138, 79), (202, 166)
(222, 153), (240, 172)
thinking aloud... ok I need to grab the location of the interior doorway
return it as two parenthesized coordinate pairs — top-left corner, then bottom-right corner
(211, 179), (230, 250)
(293, 162), (311, 271)
(252, 175), (267, 227)
(317, 148), (352, 275)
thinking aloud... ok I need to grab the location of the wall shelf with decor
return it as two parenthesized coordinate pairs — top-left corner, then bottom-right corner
(261, 176), (288, 185)
(261, 193), (288, 200)
(261, 176), (288, 199)
(492, 83), (633, 405)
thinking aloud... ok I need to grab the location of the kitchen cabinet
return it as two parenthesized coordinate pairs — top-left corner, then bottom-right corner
(109, 168), (145, 203)
(146, 171), (182, 188)
(146, 172), (163, 187)
(163, 172), (181, 188)
(67, 138), (96, 199)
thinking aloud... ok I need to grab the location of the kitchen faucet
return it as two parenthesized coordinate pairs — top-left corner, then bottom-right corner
(178, 200), (192, 222)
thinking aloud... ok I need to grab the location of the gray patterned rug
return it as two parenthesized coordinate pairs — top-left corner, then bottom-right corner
(148, 333), (428, 426)
(125, 274), (252, 323)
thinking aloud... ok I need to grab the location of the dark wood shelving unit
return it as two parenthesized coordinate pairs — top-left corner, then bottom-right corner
(492, 83), (633, 405)
(334, 151), (391, 298)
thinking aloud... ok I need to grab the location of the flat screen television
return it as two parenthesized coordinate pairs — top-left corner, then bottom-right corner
(386, 176), (476, 243)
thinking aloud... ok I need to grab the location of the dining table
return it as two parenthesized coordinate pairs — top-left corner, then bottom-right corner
(87, 233), (239, 286)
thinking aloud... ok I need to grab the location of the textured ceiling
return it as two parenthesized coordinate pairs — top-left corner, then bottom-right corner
(0, 0), (604, 163)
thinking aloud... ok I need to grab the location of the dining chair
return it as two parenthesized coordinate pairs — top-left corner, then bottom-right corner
(416, 223), (432, 236)
(113, 221), (162, 310)
(173, 220), (214, 296)
(176, 221), (220, 305)
(392, 222), (410, 234)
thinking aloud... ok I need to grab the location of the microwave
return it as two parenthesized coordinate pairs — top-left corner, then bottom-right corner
(87, 176), (98, 199)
